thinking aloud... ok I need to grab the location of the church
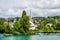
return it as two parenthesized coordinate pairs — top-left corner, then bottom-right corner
(29, 10), (38, 30)
(8, 10), (38, 30)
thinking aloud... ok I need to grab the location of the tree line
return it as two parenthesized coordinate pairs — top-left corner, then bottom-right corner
(0, 10), (60, 36)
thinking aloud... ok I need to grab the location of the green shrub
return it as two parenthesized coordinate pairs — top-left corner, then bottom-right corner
(13, 31), (21, 35)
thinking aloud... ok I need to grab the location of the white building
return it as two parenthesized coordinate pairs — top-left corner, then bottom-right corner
(29, 11), (38, 30)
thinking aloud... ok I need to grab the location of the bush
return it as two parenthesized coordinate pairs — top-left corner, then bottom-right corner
(4, 33), (13, 36)
(13, 31), (21, 35)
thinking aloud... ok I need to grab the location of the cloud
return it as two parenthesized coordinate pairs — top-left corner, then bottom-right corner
(30, 9), (60, 17)
(0, 9), (23, 18)
(0, 0), (60, 18)
(0, 0), (60, 9)
(27, 0), (60, 9)
(0, 8), (60, 18)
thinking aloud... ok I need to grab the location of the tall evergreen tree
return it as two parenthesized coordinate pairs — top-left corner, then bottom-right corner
(22, 10), (26, 18)
(20, 10), (30, 34)
(14, 10), (30, 34)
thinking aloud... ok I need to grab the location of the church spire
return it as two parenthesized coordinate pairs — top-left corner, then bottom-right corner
(30, 10), (32, 21)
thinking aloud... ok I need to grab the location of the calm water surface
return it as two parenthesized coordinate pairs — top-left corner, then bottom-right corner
(0, 33), (60, 40)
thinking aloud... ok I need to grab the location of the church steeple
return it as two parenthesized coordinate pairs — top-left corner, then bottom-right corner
(29, 10), (38, 30)
(30, 10), (32, 21)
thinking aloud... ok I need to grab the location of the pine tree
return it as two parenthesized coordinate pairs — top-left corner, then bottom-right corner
(22, 10), (26, 18)
(20, 10), (30, 34)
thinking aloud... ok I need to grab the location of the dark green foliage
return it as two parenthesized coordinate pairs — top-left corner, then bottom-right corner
(8, 18), (14, 22)
(1, 10), (60, 35)
(0, 18), (5, 33)
(0, 18), (11, 33)
(43, 25), (55, 32)
(20, 16), (30, 31)
(14, 21), (21, 31)
(55, 22), (60, 30)
(3, 22), (10, 33)
(22, 10), (26, 18)
(14, 10), (30, 35)
(20, 11), (30, 34)
(12, 31), (20, 35)
(15, 17), (20, 21)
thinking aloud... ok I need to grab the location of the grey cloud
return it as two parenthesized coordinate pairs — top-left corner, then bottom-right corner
(0, 0), (60, 18)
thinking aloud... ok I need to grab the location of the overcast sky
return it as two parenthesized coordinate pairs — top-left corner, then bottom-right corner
(0, 0), (60, 18)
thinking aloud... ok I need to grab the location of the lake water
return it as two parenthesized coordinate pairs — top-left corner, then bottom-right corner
(0, 33), (60, 40)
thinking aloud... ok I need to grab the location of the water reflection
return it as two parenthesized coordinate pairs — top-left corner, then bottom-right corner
(0, 33), (60, 40)
(0, 35), (32, 40)
(0, 34), (5, 38)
